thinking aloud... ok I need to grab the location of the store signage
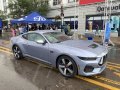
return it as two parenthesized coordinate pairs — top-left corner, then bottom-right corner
(97, 4), (120, 12)
(34, 16), (46, 21)
(104, 21), (111, 44)
(79, 0), (105, 5)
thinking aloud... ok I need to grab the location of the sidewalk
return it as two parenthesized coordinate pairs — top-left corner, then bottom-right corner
(0, 31), (11, 49)
(0, 31), (120, 49)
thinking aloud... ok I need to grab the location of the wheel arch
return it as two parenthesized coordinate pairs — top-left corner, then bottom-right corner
(56, 54), (78, 75)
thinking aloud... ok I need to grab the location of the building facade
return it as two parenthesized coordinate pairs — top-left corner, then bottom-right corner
(78, 0), (120, 37)
(47, 0), (120, 37)
(47, 0), (79, 29)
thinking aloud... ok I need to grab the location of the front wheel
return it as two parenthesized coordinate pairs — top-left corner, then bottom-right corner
(57, 56), (77, 77)
(12, 45), (24, 60)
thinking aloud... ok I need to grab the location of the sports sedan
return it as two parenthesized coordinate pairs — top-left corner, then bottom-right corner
(11, 30), (108, 77)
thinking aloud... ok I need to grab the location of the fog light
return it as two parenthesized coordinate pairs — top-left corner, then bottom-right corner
(84, 66), (94, 73)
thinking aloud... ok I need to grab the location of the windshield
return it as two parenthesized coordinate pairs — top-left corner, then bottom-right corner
(43, 32), (71, 43)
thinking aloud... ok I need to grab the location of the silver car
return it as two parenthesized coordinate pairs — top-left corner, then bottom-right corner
(11, 30), (108, 77)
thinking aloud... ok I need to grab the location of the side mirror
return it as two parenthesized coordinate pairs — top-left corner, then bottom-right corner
(36, 40), (47, 45)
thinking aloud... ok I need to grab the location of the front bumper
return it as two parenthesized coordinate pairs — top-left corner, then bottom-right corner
(75, 55), (107, 76)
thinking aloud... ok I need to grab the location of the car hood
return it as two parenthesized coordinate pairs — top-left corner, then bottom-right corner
(58, 40), (107, 56)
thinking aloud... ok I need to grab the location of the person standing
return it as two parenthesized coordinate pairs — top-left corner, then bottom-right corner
(11, 27), (16, 37)
(0, 18), (3, 37)
(95, 24), (99, 36)
(67, 24), (71, 35)
(64, 24), (68, 35)
(0, 27), (2, 37)
(18, 25), (24, 35)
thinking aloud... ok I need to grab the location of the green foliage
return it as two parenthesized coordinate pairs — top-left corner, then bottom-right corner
(0, 10), (6, 20)
(8, 0), (49, 18)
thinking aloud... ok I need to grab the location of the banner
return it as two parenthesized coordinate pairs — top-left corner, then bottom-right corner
(104, 21), (111, 43)
(79, 0), (105, 5)
(0, 18), (2, 28)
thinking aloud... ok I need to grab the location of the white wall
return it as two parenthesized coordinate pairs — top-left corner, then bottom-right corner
(47, 0), (79, 18)
(78, 4), (99, 33)
(0, 0), (4, 11)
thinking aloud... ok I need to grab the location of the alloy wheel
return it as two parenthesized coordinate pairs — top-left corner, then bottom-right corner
(57, 56), (77, 77)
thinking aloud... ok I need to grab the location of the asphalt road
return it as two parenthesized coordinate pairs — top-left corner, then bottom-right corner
(0, 46), (120, 90)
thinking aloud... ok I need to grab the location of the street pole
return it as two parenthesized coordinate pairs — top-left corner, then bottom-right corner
(74, 0), (77, 31)
(73, 0), (78, 39)
(103, 0), (114, 46)
(60, 0), (64, 32)
(103, 0), (108, 45)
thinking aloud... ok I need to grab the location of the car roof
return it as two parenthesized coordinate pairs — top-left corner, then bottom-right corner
(28, 30), (59, 34)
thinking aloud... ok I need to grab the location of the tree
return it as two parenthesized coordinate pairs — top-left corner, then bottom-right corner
(8, 0), (49, 18)
(0, 10), (6, 20)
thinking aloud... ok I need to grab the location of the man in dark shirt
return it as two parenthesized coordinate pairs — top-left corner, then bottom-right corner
(0, 27), (2, 37)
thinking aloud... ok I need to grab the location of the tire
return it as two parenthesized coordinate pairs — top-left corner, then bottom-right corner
(57, 56), (77, 77)
(12, 45), (24, 60)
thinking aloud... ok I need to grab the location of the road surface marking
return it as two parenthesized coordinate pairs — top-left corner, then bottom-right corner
(107, 65), (120, 69)
(75, 76), (120, 90)
(93, 76), (120, 86)
(107, 66), (120, 72)
(0, 49), (12, 54)
(0, 46), (120, 90)
(114, 72), (120, 77)
(108, 62), (120, 67)
(0, 46), (11, 52)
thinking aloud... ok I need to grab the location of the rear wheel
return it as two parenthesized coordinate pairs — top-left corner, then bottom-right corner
(12, 45), (23, 60)
(57, 56), (77, 77)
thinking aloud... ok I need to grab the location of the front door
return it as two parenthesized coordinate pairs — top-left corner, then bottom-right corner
(24, 33), (50, 63)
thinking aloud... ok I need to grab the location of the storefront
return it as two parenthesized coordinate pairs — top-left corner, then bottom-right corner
(78, 1), (120, 37)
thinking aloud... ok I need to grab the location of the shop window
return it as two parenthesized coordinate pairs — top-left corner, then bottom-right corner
(68, 0), (78, 3)
(53, 0), (61, 5)
(94, 17), (101, 20)
(102, 16), (108, 20)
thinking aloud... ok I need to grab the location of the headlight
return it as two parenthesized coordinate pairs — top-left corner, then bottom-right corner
(78, 56), (97, 60)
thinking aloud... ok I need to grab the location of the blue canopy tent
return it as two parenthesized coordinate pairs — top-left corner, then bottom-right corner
(11, 12), (53, 24)
(11, 17), (27, 24)
(24, 12), (53, 24)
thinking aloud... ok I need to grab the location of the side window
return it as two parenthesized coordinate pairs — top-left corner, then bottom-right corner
(34, 34), (46, 43)
(27, 33), (46, 43)
(28, 33), (36, 41)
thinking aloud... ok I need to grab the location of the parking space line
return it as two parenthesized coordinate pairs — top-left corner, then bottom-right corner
(75, 76), (120, 90)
